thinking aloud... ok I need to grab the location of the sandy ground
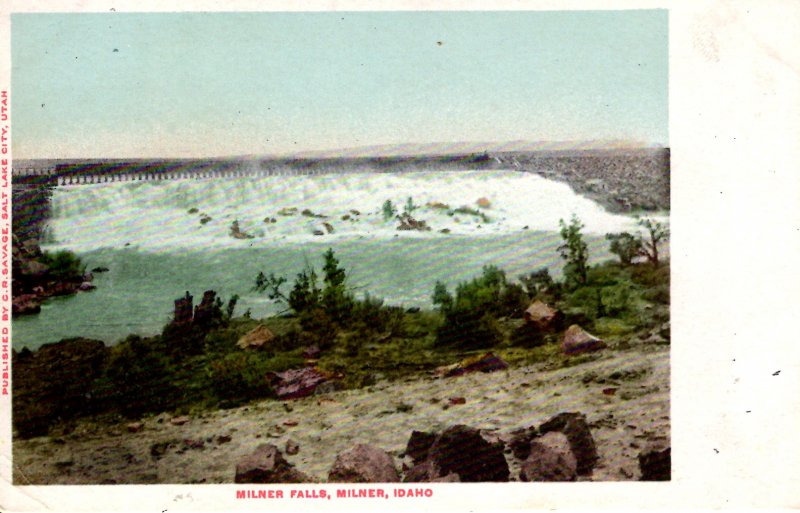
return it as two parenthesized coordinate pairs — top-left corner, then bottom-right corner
(12, 343), (669, 484)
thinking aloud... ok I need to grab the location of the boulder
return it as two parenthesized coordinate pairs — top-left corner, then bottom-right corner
(236, 324), (275, 350)
(562, 324), (606, 355)
(519, 432), (578, 482)
(426, 425), (509, 482)
(91, 266), (110, 273)
(508, 426), (538, 460)
(638, 443), (671, 481)
(434, 352), (508, 378)
(523, 300), (562, 331)
(328, 444), (400, 483)
(476, 197), (491, 208)
(267, 367), (333, 400)
(323, 222), (335, 234)
(539, 412), (598, 475)
(235, 444), (310, 483)
(404, 430), (437, 464)
(78, 281), (96, 291)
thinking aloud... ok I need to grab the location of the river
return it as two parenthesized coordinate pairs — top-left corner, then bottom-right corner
(12, 170), (660, 349)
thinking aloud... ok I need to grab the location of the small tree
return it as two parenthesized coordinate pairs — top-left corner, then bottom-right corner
(637, 217), (669, 267)
(403, 197), (418, 215)
(558, 215), (589, 288)
(605, 232), (642, 265)
(382, 200), (397, 221)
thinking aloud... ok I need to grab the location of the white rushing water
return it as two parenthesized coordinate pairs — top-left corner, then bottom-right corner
(45, 170), (651, 251)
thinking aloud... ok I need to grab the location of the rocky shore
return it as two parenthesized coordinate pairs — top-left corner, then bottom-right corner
(12, 341), (669, 484)
(11, 236), (96, 316)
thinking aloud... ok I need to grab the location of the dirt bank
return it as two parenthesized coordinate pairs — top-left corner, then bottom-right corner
(12, 342), (669, 484)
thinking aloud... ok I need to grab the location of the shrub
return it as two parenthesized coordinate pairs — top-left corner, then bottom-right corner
(206, 352), (274, 403)
(40, 249), (85, 281)
(382, 200), (397, 221)
(636, 217), (669, 267)
(605, 232), (642, 265)
(519, 268), (557, 299)
(558, 215), (589, 288)
(432, 266), (522, 348)
(105, 335), (178, 417)
(510, 322), (545, 347)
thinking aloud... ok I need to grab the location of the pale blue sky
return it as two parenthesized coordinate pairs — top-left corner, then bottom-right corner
(12, 11), (667, 158)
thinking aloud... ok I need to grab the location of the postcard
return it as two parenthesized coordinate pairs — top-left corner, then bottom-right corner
(0, 1), (797, 512)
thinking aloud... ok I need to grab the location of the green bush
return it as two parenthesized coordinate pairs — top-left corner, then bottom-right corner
(432, 266), (522, 348)
(104, 335), (178, 417)
(40, 249), (85, 281)
(206, 352), (274, 403)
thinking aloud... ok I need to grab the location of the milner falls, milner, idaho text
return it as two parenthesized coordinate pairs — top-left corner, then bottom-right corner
(235, 487), (434, 500)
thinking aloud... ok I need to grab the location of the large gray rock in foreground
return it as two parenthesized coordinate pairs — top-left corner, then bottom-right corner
(328, 444), (400, 483)
(519, 431), (578, 482)
(426, 425), (510, 482)
(234, 444), (310, 483)
(539, 412), (599, 475)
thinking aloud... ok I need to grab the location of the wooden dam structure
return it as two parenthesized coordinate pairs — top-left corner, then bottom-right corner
(11, 154), (497, 186)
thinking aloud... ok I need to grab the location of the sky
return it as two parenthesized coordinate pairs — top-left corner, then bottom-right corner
(11, 10), (667, 158)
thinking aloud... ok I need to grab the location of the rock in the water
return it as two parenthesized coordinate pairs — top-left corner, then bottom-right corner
(235, 444), (310, 483)
(404, 430), (437, 464)
(91, 266), (110, 273)
(78, 281), (96, 291)
(539, 412), (599, 475)
(638, 443), (671, 481)
(328, 444), (400, 483)
(426, 425), (510, 482)
(523, 300), (562, 331)
(12, 294), (42, 316)
(520, 432), (578, 482)
(562, 324), (606, 355)
(236, 324), (275, 350)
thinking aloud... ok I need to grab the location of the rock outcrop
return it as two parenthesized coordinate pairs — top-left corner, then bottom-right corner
(236, 325), (275, 350)
(523, 300), (562, 331)
(562, 324), (606, 355)
(405, 425), (509, 482)
(267, 367), (336, 400)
